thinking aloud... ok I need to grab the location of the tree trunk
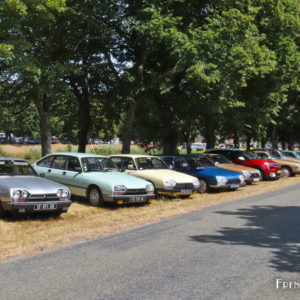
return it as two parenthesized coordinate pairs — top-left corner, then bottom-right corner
(70, 78), (90, 153)
(246, 133), (251, 150)
(204, 106), (215, 149)
(233, 130), (240, 148)
(271, 125), (278, 149)
(121, 102), (136, 154)
(39, 96), (51, 156)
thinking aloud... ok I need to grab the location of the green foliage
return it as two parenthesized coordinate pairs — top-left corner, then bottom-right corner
(24, 148), (41, 160)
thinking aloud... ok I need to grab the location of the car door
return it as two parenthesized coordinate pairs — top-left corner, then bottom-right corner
(61, 156), (85, 197)
(46, 155), (68, 183)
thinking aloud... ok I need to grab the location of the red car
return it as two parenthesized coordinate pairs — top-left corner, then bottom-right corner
(205, 149), (281, 180)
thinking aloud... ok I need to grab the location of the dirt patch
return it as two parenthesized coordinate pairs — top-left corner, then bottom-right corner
(1, 176), (299, 261)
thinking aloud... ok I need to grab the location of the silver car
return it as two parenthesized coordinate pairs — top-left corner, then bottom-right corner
(0, 157), (71, 218)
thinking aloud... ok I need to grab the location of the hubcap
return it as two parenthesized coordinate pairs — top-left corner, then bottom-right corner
(281, 168), (290, 178)
(199, 180), (207, 193)
(89, 189), (100, 205)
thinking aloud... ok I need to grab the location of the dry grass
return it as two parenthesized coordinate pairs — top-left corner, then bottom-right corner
(1, 176), (300, 261)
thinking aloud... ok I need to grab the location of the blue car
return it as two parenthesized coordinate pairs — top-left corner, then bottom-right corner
(158, 154), (245, 193)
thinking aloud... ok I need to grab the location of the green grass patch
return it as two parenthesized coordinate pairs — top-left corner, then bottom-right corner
(24, 148), (41, 160)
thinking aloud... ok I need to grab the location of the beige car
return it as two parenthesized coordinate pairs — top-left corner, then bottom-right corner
(110, 154), (200, 197)
(204, 153), (261, 183)
(252, 150), (300, 177)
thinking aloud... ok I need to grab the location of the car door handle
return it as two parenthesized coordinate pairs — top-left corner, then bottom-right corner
(48, 169), (51, 173)
(62, 171), (66, 175)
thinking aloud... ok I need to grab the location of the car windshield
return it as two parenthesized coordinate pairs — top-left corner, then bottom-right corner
(188, 156), (215, 168)
(136, 157), (168, 170)
(243, 151), (259, 159)
(0, 160), (36, 175)
(268, 150), (282, 159)
(81, 157), (119, 172)
(283, 152), (296, 158)
(209, 154), (232, 164)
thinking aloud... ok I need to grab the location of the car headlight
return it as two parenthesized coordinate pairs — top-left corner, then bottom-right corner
(146, 184), (154, 193)
(11, 189), (30, 202)
(114, 185), (127, 195)
(239, 175), (245, 183)
(57, 188), (69, 200)
(216, 176), (227, 185)
(264, 162), (270, 166)
(192, 178), (200, 187)
(242, 170), (250, 179)
(164, 179), (177, 188)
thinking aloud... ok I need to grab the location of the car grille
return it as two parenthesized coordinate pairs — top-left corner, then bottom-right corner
(124, 189), (147, 195)
(175, 183), (194, 189)
(250, 173), (260, 179)
(27, 194), (59, 202)
(227, 178), (240, 184)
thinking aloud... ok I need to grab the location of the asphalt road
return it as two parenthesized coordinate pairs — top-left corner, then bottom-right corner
(1, 184), (300, 300)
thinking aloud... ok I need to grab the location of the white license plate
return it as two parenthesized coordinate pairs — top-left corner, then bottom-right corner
(230, 184), (239, 189)
(253, 178), (259, 182)
(34, 204), (57, 211)
(181, 189), (192, 194)
(130, 197), (146, 203)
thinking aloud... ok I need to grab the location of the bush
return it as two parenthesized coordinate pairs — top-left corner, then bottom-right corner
(24, 149), (41, 160)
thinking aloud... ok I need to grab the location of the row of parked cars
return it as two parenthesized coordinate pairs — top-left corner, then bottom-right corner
(0, 148), (299, 219)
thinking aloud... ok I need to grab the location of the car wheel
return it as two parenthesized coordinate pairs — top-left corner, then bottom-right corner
(254, 167), (264, 180)
(281, 166), (291, 178)
(87, 186), (104, 206)
(0, 202), (4, 218)
(198, 179), (207, 193)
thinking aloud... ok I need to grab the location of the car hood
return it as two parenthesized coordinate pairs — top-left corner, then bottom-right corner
(188, 166), (241, 179)
(127, 169), (197, 185)
(249, 159), (279, 165)
(0, 175), (67, 193)
(218, 164), (259, 174)
(83, 171), (151, 189)
(278, 158), (300, 164)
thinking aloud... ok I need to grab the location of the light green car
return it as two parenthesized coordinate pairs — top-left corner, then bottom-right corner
(32, 153), (155, 206)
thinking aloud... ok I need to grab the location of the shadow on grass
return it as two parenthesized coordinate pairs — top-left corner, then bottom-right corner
(190, 205), (300, 273)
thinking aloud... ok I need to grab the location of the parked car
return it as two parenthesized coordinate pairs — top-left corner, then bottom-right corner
(282, 150), (300, 159)
(0, 157), (71, 218)
(110, 154), (200, 198)
(27, 137), (40, 144)
(0, 137), (5, 144)
(203, 153), (261, 183)
(158, 154), (245, 193)
(51, 136), (60, 144)
(205, 148), (281, 180)
(32, 153), (155, 206)
(270, 149), (300, 162)
(251, 149), (300, 177)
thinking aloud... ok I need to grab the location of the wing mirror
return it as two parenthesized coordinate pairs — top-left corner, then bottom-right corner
(40, 173), (45, 177)
(74, 167), (82, 173)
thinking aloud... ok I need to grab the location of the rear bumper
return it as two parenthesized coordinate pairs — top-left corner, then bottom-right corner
(103, 193), (155, 204)
(2, 200), (72, 213)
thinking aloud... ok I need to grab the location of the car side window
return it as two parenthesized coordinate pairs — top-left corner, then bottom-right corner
(67, 157), (81, 172)
(52, 156), (67, 170)
(36, 155), (54, 167)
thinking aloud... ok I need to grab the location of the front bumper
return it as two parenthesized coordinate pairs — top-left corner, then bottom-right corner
(157, 187), (199, 197)
(266, 169), (281, 179)
(2, 200), (72, 214)
(103, 193), (155, 204)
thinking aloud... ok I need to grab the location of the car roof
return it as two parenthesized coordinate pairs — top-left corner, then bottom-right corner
(206, 148), (242, 151)
(48, 152), (106, 158)
(0, 157), (28, 162)
(110, 154), (158, 158)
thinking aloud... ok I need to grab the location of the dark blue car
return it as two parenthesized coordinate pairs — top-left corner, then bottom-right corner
(158, 154), (245, 193)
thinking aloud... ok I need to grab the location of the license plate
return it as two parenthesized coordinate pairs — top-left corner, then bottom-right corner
(253, 178), (259, 182)
(130, 196), (146, 203)
(278, 170), (281, 174)
(230, 184), (239, 189)
(34, 204), (57, 211)
(181, 189), (192, 194)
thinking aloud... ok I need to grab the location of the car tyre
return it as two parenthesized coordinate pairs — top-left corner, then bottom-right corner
(281, 166), (291, 178)
(87, 186), (104, 206)
(0, 202), (4, 218)
(198, 179), (207, 193)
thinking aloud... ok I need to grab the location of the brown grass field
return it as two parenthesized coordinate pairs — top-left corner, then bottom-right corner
(0, 144), (299, 261)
